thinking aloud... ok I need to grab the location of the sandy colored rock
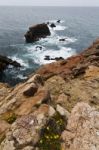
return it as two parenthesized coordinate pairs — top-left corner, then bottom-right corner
(15, 88), (50, 116)
(56, 104), (70, 118)
(0, 120), (10, 134)
(61, 102), (99, 150)
(0, 105), (53, 150)
(0, 75), (44, 115)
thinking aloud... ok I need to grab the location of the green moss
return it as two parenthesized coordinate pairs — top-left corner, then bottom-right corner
(0, 111), (17, 124)
(6, 113), (17, 124)
(38, 113), (66, 150)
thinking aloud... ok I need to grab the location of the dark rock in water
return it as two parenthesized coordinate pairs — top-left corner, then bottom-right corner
(51, 57), (64, 61)
(57, 20), (61, 23)
(44, 56), (51, 60)
(44, 56), (64, 61)
(59, 39), (66, 42)
(0, 55), (21, 72)
(25, 23), (51, 43)
(50, 23), (56, 28)
(36, 46), (42, 50)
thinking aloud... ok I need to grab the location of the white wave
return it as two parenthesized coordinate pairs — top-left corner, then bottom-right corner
(53, 25), (67, 31)
(47, 19), (64, 24)
(38, 35), (77, 47)
(9, 56), (29, 68)
(26, 45), (76, 65)
(16, 74), (28, 80)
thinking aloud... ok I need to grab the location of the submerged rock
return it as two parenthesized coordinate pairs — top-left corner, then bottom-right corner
(25, 23), (51, 43)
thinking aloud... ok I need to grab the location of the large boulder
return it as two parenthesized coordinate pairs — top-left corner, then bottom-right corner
(25, 23), (51, 43)
(61, 102), (99, 150)
(0, 55), (21, 72)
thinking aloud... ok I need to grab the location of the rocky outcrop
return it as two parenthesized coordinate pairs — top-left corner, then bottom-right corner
(0, 55), (21, 72)
(0, 39), (99, 149)
(61, 102), (99, 150)
(25, 23), (51, 43)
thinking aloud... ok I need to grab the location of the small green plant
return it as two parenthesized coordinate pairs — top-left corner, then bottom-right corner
(38, 113), (66, 150)
(6, 113), (17, 124)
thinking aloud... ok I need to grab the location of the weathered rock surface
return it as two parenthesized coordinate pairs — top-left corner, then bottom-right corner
(0, 55), (21, 72)
(61, 102), (99, 150)
(25, 23), (51, 43)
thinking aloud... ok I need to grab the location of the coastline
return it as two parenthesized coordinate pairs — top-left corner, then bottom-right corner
(0, 38), (99, 149)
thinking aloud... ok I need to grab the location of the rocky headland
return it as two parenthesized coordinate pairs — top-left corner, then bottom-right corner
(0, 38), (99, 150)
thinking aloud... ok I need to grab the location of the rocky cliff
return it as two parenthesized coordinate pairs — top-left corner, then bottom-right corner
(0, 39), (99, 150)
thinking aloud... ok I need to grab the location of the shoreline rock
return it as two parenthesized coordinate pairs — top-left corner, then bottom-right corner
(25, 23), (51, 43)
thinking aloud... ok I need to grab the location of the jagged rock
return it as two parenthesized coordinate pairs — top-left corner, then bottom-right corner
(23, 83), (38, 97)
(61, 102), (99, 150)
(25, 23), (51, 43)
(0, 55), (21, 72)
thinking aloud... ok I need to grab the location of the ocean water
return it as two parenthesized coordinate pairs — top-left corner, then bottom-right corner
(0, 6), (99, 85)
